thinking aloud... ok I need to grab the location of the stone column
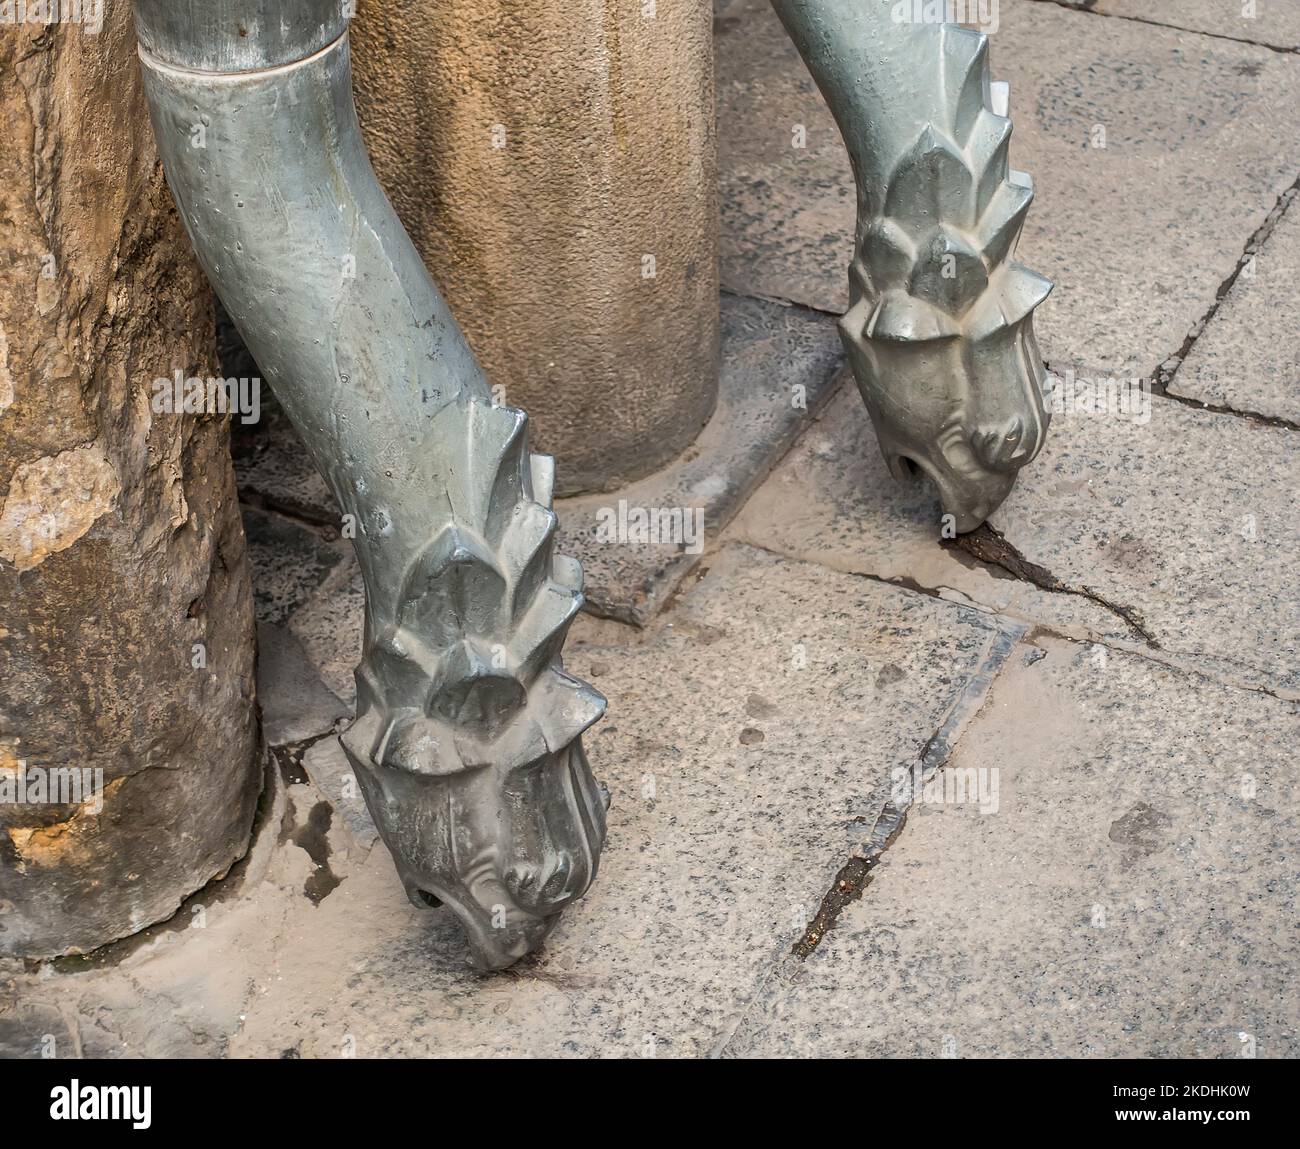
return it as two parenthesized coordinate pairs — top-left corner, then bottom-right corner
(0, 10), (260, 956)
(351, 0), (720, 495)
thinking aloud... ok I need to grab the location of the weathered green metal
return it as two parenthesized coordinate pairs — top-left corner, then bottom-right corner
(771, 0), (1053, 531)
(131, 1), (607, 969)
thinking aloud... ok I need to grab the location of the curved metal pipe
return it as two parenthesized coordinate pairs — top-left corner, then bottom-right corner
(132, 1), (608, 968)
(771, 0), (1053, 531)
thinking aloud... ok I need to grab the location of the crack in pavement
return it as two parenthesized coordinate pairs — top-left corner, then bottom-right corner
(239, 489), (342, 534)
(945, 523), (1159, 648)
(790, 626), (1023, 961)
(732, 539), (1295, 702)
(1027, 0), (1300, 56)
(725, 538), (976, 617)
(1156, 390), (1300, 434)
(1153, 178), (1300, 410)
(1019, 624), (1300, 705)
(269, 728), (339, 785)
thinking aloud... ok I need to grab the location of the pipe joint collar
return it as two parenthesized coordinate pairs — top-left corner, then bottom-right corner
(132, 0), (349, 72)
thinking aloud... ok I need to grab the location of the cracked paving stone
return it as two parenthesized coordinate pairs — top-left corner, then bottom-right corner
(989, 390), (1299, 694)
(715, 0), (1300, 380)
(301, 737), (379, 849)
(731, 384), (1300, 695)
(1170, 191), (1300, 423)
(284, 551), (365, 707)
(1077, 0), (1300, 52)
(718, 636), (1300, 1058)
(256, 622), (350, 748)
(12, 547), (1012, 1057)
(727, 385), (1131, 644)
(212, 544), (1014, 1057)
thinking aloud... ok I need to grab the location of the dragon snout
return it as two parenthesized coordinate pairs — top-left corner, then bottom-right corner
(971, 413), (1044, 473)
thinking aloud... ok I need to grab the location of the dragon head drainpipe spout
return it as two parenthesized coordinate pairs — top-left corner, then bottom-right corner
(130, 0), (609, 969)
(770, 0), (1053, 533)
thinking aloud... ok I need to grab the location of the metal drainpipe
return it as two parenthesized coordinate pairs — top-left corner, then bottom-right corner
(130, 0), (608, 969)
(770, 0), (1053, 533)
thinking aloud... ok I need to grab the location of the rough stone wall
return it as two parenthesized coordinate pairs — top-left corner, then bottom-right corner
(352, 0), (720, 495)
(0, 12), (260, 956)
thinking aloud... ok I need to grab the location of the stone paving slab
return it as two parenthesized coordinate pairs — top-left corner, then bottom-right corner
(730, 385), (1300, 696)
(720, 635), (1300, 1058)
(240, 506), (349, 628)
(716, 0), (1300, 379)
(1171, 192), (1300, 423)
(728, 384), (1129, 643)
(286, 554), (364, 707)
(1083, 0), (1300, 51)
(218, 545), (1014, 1057)
(0, 999), (78, 1059)
(989, 392), (1299, 694)
(255, 622), (350, 748)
